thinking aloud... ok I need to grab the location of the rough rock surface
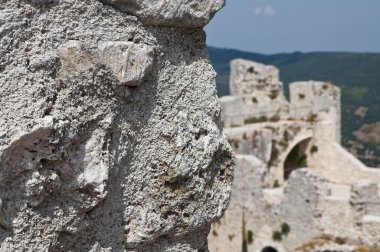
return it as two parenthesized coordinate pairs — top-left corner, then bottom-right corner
(99, 0), (225, 28)
(0, 0), (234, 251)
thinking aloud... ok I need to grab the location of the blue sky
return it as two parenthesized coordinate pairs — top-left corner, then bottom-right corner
(205, 0), (380, 54)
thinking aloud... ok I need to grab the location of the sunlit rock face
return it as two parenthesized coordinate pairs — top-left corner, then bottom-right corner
(99, 0), (226, 28)
(0, 0), (234, 251)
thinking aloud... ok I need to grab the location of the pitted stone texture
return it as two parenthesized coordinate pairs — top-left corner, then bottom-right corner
(100, 0), (225, 28)
(0, 0), (234, 251)
(59, 40), (155, 86)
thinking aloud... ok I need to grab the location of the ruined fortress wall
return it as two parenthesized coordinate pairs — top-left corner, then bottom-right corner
(208, 155), (268, 252)
(210, 153), (380, 251)
(224, 121), (314, 187)
(209, 162), (333, 252)
(223, 59), (290, 127)
(220, 96), (245, 127)
(289, 81), (341, 143)
(229, 59), (283, 99)
(211, 58), (380, 251)
(0, 1), (235, 251)
(309, 134), (380, 186)
(222, 60), (342, 133)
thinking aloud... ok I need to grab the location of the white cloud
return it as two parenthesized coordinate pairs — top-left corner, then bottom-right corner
(254, 7), (262, 15)
(254, 5), (276, 17)
(264, 5), (275, 16)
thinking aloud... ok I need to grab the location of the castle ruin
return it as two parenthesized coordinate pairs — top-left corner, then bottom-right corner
(208, 59), (380, 252)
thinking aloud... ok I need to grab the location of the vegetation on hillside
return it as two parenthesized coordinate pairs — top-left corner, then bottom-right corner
(208, 47), (380, 167)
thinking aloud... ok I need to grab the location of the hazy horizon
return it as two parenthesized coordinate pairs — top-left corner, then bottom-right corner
(208, 45), (380, 55)
(206, 0), (380, 54)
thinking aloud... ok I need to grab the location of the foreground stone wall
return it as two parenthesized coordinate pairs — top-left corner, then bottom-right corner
(0, 1), (235, 251)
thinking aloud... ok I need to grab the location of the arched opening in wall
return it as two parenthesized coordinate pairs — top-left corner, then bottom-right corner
(284, 137), (312, 180)
(261, 246), (279, 252)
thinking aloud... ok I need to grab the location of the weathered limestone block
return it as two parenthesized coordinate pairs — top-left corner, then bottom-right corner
(221, 59), (290, 127)
(289, 81), (340, 117)
(361, 215), (380, 247)
(289, 81), (341, 142)
(0, 0), (233, 251)
(351, 180), (380, 206)
(229, 59), (285, 102)
(219, 96), (245, 127)
(100, 0), (225, 28)
(59, 40), (154, 86)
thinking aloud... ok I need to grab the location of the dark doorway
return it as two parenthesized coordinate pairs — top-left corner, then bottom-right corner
(284, 138), (311, 180)
(262, 246), (279, 252)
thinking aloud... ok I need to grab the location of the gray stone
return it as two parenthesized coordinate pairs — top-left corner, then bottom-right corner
(59, 40), (155, 86)
(100, 0), (225, 28)
(0, 0), (234, 251)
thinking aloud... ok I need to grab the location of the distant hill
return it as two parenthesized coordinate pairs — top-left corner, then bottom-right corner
(208, 46), (380, 167)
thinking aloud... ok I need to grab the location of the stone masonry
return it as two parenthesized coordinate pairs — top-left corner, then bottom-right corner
(208, 59), (380, 252)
